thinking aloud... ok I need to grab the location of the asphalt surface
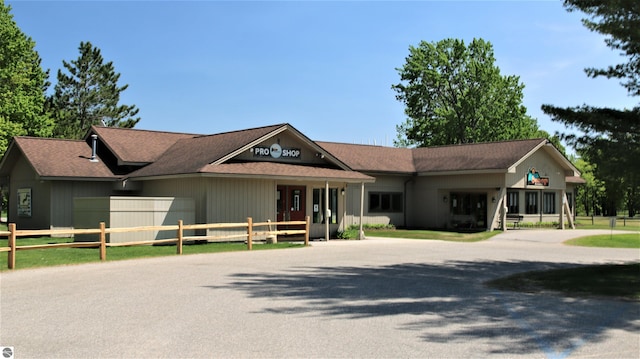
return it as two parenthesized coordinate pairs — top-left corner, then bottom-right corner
(0, 229), (638, 358)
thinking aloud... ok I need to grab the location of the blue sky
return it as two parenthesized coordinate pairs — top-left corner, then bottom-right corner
(7, 0), (637, 149)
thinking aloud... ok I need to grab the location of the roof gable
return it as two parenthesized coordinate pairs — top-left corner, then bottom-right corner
(88, 126), (198, 165)
(128, 124), (286, 178)
(1, 137), (117, 180)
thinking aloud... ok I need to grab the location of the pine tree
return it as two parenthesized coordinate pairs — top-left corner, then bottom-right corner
(542, 0), (640, 216)
(51, 41), (140, 139)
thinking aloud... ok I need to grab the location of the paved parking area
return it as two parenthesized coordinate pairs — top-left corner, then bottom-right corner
(0, 230), (638, 358)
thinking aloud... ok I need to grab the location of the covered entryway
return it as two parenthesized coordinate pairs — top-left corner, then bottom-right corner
(277, 185), (306, 230)
(448, 192), (487, 230)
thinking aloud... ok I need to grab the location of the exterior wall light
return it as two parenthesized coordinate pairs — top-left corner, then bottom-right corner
(443, 196), (448, 202)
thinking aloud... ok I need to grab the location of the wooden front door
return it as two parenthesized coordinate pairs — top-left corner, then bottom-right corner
(277, 185), (306, 226)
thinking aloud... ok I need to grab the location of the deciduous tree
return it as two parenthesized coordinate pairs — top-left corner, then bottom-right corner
(392, 38), (539, 147)
(0, 1), (53, 155)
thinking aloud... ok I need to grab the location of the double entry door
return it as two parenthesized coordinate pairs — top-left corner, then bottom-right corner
(277, 185), (306, 227)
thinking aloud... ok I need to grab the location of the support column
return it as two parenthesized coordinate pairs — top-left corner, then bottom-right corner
(325, 180), (330, 241)
(358, 182), (365, 240)
(560, 190), (565, 230)
(562, 191), (575, 229)
(488, 187), (506, 231)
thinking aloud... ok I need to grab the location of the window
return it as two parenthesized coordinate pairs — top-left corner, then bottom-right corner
(313, 188), (338, 224)
(543, 192), (556, 214)
(292, 190), (301, 211)
(369, 192), (403, 213)
(507, 191), (519, 214)
(525, 192), (538, 214)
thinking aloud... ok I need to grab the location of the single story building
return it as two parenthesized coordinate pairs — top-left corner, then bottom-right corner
(0, 123), (583, 240)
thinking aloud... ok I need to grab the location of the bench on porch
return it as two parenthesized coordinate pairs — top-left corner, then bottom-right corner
(506, 214), (524, 229)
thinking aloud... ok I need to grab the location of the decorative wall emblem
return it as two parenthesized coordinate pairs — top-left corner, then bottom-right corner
(527, 167), (549, 186)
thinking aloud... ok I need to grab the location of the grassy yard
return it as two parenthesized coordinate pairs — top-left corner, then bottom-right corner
(490, 231), (639, 301)
(565, 233), (640, 248)
(365, 229), (500, 242)
(487, 263), (640, 301)
(0, 236), (303, 271)
(575, 216), (640, 231)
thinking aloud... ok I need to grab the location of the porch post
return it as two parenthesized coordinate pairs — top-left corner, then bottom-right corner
(560, 190), (565, 230)
(489, 187), (506, 231)
(563, 191), (576, 229)
(325, 180), (330, 241)
(358, 182), (365, 240)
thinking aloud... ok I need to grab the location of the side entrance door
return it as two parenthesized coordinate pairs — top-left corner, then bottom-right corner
(277, 185), (306, 229)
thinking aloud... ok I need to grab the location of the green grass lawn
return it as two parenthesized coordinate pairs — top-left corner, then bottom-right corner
(565, 233), (640, 248)
(0, 236), (303, 271)
(487, 263), (640, 301)
(490, 232), (638, 301)
(575, 216), (640, 231)
(365, 229), (500, 242)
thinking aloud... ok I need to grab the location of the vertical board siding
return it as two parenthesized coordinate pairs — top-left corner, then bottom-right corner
(8, 157), (49, 229)
(207, 178), (276, 240)
(52, 181), (114, 232)
(141, 178), (208, 225)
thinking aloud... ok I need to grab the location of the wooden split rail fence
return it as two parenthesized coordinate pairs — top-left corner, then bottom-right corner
(0, 216), (310, 270)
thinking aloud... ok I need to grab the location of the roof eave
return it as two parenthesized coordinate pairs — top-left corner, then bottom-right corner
(128, 172), (375, 183)
(417, 169), (508, 176)
(38, 176), (121, 182)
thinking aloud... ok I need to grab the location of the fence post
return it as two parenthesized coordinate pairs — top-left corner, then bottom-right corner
(247, 217), (253, 250)
(99, 222), (106, 261)
(304, 216), (310, 247)
(177, 220), (183, 255)
(8, 223), (16, 270)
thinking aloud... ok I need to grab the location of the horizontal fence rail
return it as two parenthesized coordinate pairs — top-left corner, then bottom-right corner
(0, 216), (310, 270)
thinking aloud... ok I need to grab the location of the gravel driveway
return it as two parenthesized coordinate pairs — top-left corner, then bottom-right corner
(1, 229), (638, 358)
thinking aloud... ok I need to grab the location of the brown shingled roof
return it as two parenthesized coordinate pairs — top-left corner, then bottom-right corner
(316, 142), (415, 173)
(9, 137), (117, 179)
(129, 124), (285, 178)
(413, 139), (546, 173)
(89, 126), (198, 165)
(317, 138), (547, 174)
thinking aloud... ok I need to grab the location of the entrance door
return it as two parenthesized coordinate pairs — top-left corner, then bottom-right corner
(277, 185), (306, 227)
(449, 192), (487, 229)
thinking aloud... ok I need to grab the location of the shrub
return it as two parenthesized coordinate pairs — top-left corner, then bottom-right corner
(336, 224), (396, 239)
